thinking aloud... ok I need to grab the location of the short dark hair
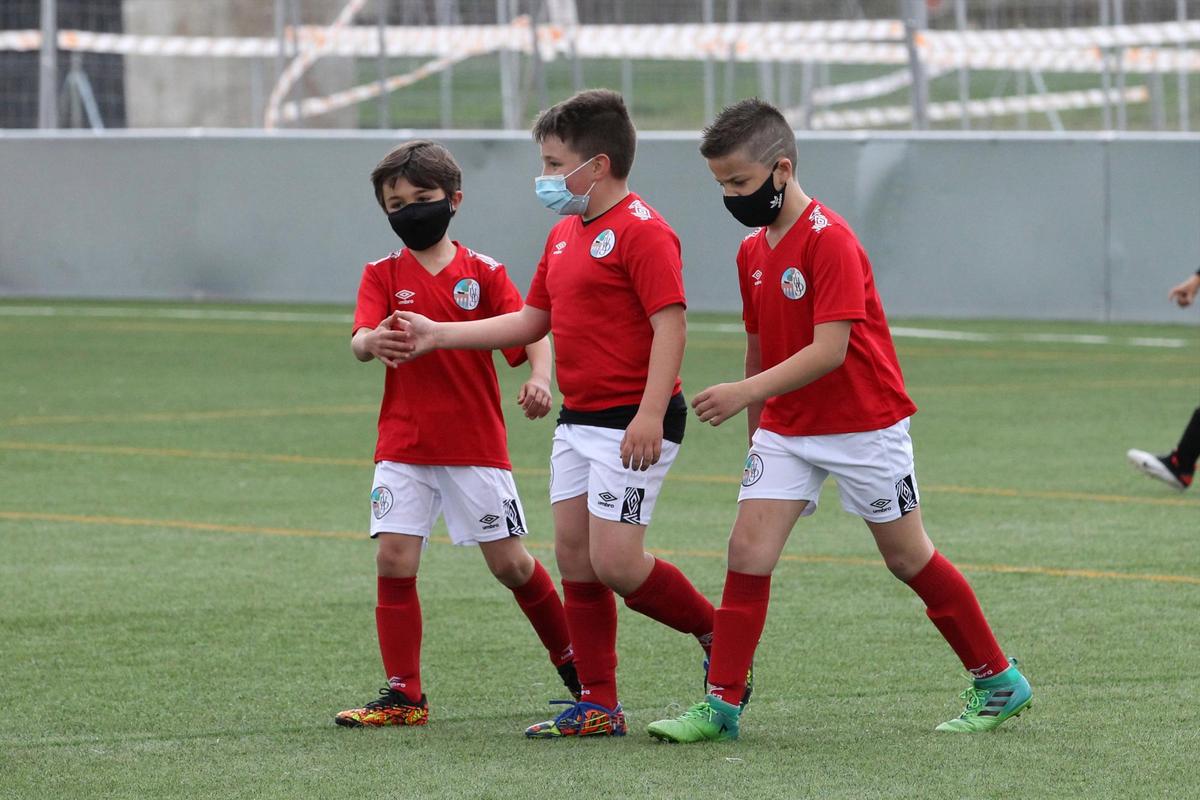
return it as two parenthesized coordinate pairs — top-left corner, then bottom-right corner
(532, 89), (636, 179)
(699, 98), (798, 168)
(370, 140), (461, 209)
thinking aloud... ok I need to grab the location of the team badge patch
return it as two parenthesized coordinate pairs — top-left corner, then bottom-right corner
(895, 474), (919, 515)
(590, 228), (616, 258)
(781, 267), (806, 300)
(620, 488), (645, 524)
(371, 486), (394, 520)
(503, 499), (527, 536)
(453, 278), (481, 310)
(742, 453), (764, 487)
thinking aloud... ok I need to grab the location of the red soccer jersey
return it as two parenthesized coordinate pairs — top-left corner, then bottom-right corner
(737, 199), (917, 436)
(525, 193), (685, 411)
(354, 243), (528, 468)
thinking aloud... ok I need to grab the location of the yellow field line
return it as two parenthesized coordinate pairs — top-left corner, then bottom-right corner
(2, 511), (1196, 587)
(4, 439), (1199, 509)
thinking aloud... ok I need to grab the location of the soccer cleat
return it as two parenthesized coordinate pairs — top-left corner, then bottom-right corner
(557, 660), (583, 701)
(1126, 449), (1192, 491)
(334, 686), (429, 728)
(936, 658), (1032, 733)
(524, 700), (626, 738)
(646, 695), (740, 743)
(702, 657), (755, 710)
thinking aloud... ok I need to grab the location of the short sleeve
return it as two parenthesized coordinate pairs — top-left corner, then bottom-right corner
(809, 226), (868, 325)
(621, 222), (686, 317)
(353, 262), (390, 334)
(736, 242), (759, 335)
(482, 262), (529, 368)
(525, 242), (553, 312)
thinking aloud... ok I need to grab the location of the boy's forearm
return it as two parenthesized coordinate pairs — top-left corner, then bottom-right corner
(741, 341), (842, 404)
(638, 305), (686, 416)
(438, 306), (546, 351)
(525, 336), (552, 383)
(351, 329), (374, 361)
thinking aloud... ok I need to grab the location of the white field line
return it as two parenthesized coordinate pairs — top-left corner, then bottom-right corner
(0, 305), (1188, 348)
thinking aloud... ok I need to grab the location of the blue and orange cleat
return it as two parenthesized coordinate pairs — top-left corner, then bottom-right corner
(524, 700), (626, 738)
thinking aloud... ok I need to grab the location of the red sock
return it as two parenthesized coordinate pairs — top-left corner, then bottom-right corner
(707, 570), (771, 706)
(376, 575), (422, 698)
(510, 559), (573, 667)
(906, 551), (1009, 679)
(562, 580), (618, 709)
(622, 558), (715, 646)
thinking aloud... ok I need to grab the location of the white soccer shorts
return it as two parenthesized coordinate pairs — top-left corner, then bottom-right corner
(548, 424), (680, 526)
(368, 461), (529, 545)
(737, 417), (920, 523)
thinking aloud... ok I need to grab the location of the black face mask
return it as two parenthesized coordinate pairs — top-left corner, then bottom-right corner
(723, 163), (784, 228)
(387, 198), (455, 251)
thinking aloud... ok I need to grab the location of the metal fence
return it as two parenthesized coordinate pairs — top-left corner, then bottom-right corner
(2, 0), (1198, 131)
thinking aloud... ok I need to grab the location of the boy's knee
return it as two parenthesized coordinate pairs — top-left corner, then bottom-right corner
(489, 551), (534, 587)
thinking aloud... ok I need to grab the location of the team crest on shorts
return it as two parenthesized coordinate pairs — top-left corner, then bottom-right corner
(742, 453), (764, 486)
(781, 267), (806, 300)
(371, 486), (394, 519)
(590, 229), (616, 258)
(453, 278), (481, 310)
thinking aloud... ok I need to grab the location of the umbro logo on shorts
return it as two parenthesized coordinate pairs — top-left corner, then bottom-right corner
(502, 499), (526, 536)
(597, 491), (618, 509)
(895, 475), (918, 515)
(479, 513), (501, 531)
(620, 488), (645, 524)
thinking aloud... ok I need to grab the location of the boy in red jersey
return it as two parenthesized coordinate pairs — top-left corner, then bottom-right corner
(394, 90), (718, 739)
(334, 140), (578, 728)
(647, 99), (1032, 743)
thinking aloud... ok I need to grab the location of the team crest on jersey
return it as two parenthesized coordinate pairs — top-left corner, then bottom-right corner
(453, 278), (481, 310)
(468, 248), (501, 270)
(742, 453), (764, 486)
(590, 229), (616, 258)
(809, 205), (830, 232)
(395, 289), (416, 305)
(627, 199), (652, 221)
(780, 267), (806, 300)
(371, 486), (393, 520)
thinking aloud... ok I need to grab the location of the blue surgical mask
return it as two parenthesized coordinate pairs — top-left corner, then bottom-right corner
(534, 156), (598, 216)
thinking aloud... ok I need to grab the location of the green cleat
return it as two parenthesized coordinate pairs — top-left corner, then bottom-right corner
(647, 695), (740, 743)
(936, 658), (1032, 733)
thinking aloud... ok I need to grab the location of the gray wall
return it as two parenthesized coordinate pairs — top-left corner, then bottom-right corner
(1, 130), (1198, 322)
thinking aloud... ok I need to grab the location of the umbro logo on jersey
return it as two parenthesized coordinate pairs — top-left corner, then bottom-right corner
(479, 513), (501, 531)
(809, 205), (830, 232)
(597, 491), (618, 509)
(395, 289), (416, 305)
(627, 199), (652, 221)
(553, 241), (567, 255)
(751, 269), (763, 286)
(620, 488), (645, 524)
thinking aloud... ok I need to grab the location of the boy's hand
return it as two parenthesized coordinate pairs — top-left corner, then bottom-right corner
(692, 382), (753, 426)
(364, 311), (408, 368)
(517, 378), (552, 419)
(621, 411), (662, 471)
(393, 311), (439, 360)
(1168, 274), (1200, 308)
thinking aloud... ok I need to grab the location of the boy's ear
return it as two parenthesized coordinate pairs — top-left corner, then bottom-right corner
(775, 157), (795, 184)
(592, 154), (611, 180)
(450, 189), (464, 210)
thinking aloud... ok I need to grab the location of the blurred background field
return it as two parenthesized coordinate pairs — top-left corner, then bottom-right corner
(1, 302), (1197, 799)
